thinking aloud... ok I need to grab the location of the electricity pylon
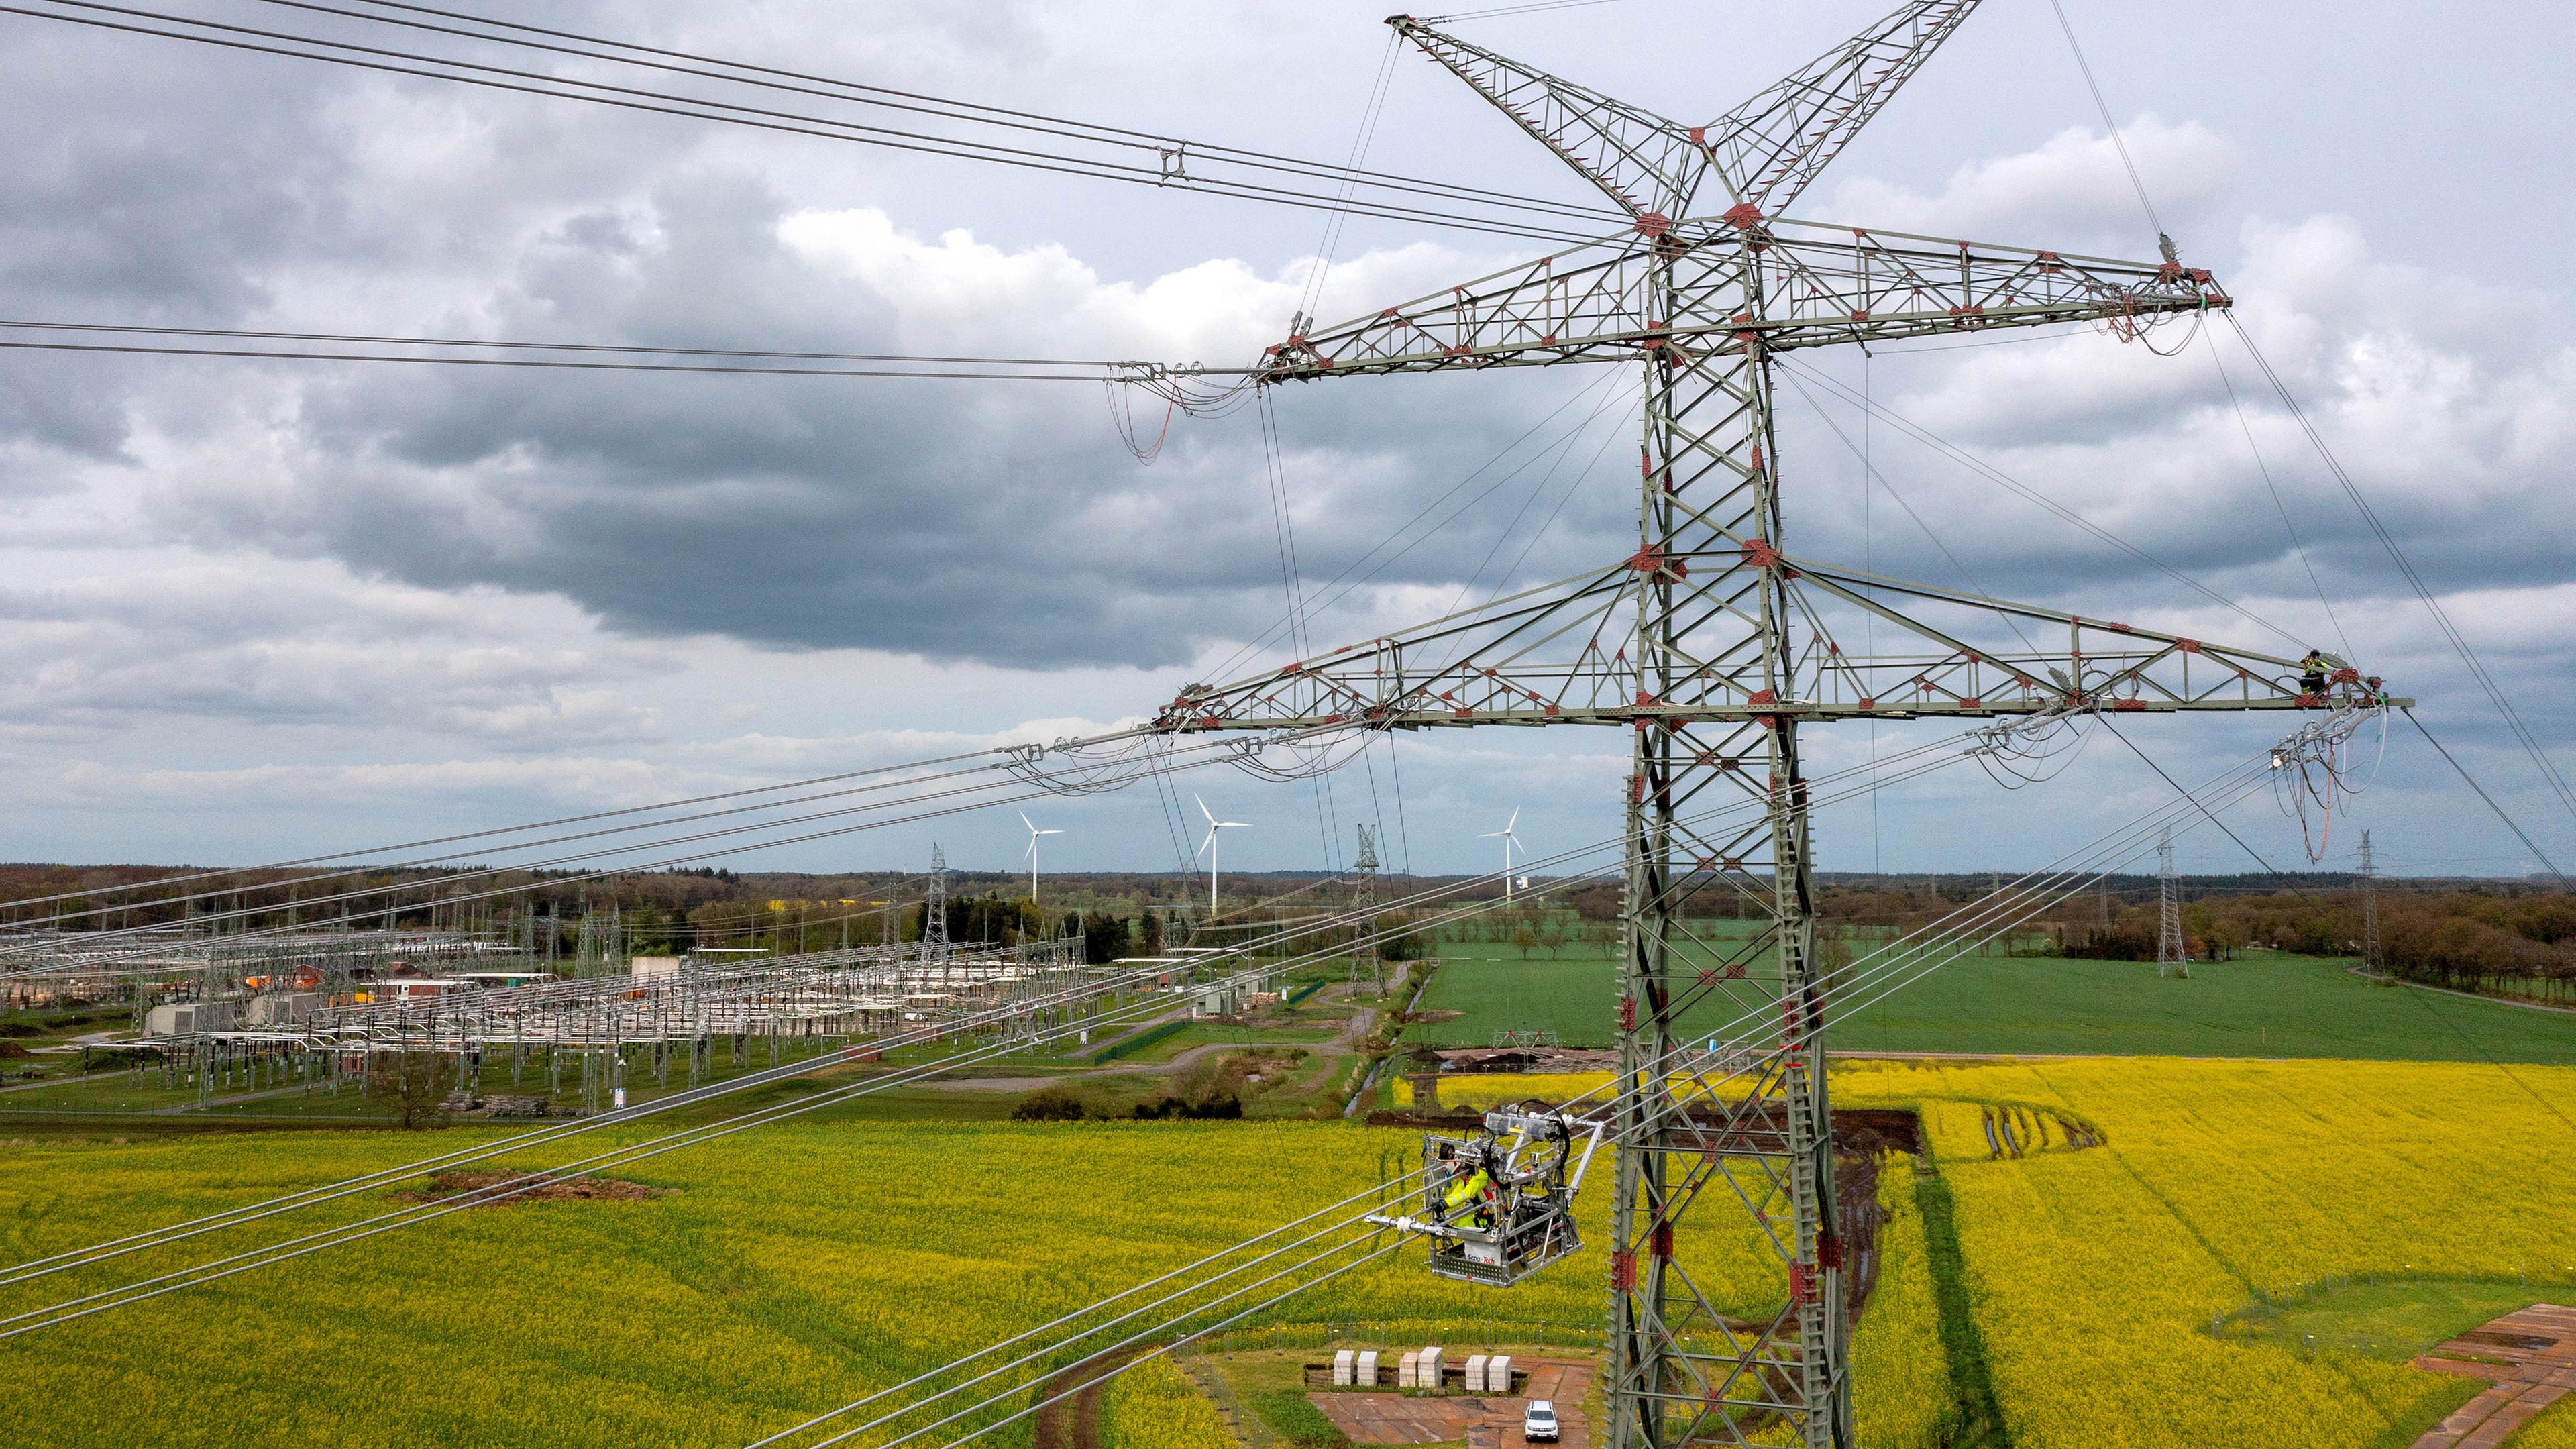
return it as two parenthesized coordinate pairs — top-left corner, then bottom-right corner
(924, 844), (950, 963)
(2155, 830), (2188, 977)
(1352, 823), (1382, 996)
(2358, 829), (2380, 971)
(1151, 5), (2397, 1443)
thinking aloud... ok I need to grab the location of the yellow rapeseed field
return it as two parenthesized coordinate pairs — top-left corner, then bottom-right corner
(0, 1119), (1778, 1448)
(10, 1055), (2565, 1448)
(1096, 1356), (1229, 1449)
(1820, 1058), (2576, 1448)
(1414, 1057), (2576, 1448)
(2518, 1398), (2576, 1449)
(1848, 1161), (1951, 1449)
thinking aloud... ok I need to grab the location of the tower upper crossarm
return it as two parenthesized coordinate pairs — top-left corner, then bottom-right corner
(1260, 220), (2225, 382)
(1263, 227), (1656, 379)
(1390, 17), (1709, 219)
(1700, 0), (1984, 212)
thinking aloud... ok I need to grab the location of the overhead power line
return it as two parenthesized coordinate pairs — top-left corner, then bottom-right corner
(0, 319), (1243, 382)
(280, 0), (1610, 223)
(2221, 312), (2576, 841)
(1778, 355), (2305, 651)
(2405, 709), (2571, 888)
(0, 729), (1318, 969)
(761, 735), (2306, 1449)
(1426, 0), (1639, 21)
(2044, 0), (2163, 241)
(0, 727), (2005, 1332)
(0, 0), (1623, 246)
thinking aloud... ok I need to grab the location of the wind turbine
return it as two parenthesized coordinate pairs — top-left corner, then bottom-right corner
(1195, 795), (1250, 914)
(1482, 808), (1521, 904)
(1019, 811), (1063, 905)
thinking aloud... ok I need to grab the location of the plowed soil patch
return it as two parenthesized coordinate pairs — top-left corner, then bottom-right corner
(394, 1170), (673, 1205)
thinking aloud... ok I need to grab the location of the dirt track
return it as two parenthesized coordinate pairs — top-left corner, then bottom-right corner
(1032, 1348), (1146, 1449)
(919, 985), (1379, 1097)
(392, 1170), (672, 1205)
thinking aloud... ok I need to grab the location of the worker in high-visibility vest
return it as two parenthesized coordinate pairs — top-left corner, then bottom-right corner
(1444, 1162), (1495, 1229)
(2299, 649), (2329, 697)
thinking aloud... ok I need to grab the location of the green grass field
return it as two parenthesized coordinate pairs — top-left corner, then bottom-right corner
(1408, 941), (2576, 1062)
(2216, 1277), (2551, 1362)
(1106, 1022), (1344, 1064)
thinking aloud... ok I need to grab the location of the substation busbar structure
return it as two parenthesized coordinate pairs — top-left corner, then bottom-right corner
(1150, 4), (2400, 1446)
(130, 934), (1099, 1112)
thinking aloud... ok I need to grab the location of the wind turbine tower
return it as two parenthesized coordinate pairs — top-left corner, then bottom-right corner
(1195, 796), (1250, 915)
(1020, 812), (1064, 906)
(1483, 808), (1523, 904)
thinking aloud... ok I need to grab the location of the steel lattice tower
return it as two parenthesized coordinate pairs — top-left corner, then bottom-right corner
(2359, 829), (2381, 971)
(1352, 824), (1383, 995)
(1150, 4), (2396, 1442)
(924, 844), (951, 963)
(2155, 830), (2188, 977)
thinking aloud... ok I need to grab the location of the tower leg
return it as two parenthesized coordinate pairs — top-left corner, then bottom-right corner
(1606, 242), (1847, 1449)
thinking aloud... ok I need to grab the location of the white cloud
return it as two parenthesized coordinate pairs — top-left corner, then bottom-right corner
(1823, 117), (2235, 251)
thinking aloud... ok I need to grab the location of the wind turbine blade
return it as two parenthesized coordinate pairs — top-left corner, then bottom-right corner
(1196, 794), (1216, 826)
(1507, 807), (1519, 832)
(1019, 811), (1036, 833)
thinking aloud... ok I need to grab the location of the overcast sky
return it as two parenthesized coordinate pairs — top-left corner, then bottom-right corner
(1, 0), (2570, 883)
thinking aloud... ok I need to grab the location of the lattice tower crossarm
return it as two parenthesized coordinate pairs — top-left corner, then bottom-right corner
(1142, 7), (2403, 1446)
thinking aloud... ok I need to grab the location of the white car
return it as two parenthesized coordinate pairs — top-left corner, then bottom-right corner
(1523, 1401), (1559, 1443)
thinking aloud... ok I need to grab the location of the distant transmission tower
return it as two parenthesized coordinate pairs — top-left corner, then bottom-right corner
(1146, 6), (2395, 1441)
(923, 845), (950, 963)
(1351, 824), (1382, 996)
(2359, 829), (2381, 972)
(2156, 831), (2189, 978)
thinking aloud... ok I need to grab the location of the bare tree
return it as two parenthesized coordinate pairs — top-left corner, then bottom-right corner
(366, 1051), (453, 1130)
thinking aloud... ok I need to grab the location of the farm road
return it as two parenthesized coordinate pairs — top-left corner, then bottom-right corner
(915, 987), (1379, 1095)
(2410, 1301), (2576, 1447)
(2345, 967), (2576, 1017)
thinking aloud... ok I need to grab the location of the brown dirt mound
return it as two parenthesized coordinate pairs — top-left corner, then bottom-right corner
(394, 1169), (674, 1205)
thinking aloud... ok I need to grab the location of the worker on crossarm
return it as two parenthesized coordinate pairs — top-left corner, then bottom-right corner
(2299, 649), (2328, 696)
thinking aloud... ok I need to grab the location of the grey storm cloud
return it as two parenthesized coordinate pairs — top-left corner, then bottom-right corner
(0, 0), (2570, 875)
(3, 4), (2550, 675)
(88, 156), (1644, 669)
